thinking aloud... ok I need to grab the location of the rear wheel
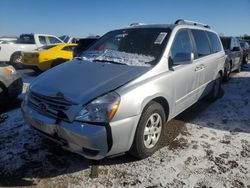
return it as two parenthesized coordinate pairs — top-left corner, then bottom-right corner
(208, 73), (222, 102)
(129, 101), (166, 159)
(10, 52), (22, 69)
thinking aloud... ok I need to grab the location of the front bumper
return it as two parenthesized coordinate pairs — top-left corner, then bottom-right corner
(21, 103), (140, 160)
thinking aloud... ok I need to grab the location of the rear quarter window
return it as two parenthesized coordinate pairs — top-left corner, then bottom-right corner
(191, 29), (211, 58)
(19, 35), (35, 44)
(206, 32), (222, 53)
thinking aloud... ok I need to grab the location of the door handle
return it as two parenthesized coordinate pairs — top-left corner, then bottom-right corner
(195, 64), (205, 71)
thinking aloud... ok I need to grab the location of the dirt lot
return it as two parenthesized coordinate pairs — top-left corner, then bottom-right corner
(0, 65), (250, 188)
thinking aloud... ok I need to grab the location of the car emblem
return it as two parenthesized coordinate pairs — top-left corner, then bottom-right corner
(38, 102), (48, 112)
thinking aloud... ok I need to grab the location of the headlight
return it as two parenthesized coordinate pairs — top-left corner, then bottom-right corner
(75, 92), (120, 123)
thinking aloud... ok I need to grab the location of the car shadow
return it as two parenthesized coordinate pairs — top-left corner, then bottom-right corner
(0, 98), (22, 114)
(0, 69), (249, 186)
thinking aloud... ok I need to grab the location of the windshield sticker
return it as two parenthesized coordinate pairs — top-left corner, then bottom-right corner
(154, 32), (168, 44)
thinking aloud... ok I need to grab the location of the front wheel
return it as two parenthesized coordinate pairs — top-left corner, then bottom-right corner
(223, 62), (231, 82)
(129, 101), (166, 159)
(235, 62), (242, 73)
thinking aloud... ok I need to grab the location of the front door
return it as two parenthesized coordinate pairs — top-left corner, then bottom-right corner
(170, 29), (198, 115)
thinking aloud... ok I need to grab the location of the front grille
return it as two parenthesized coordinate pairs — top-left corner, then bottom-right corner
(28, 91), (74, 121)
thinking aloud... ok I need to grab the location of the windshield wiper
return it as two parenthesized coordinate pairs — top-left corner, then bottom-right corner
(93, 59), (127, 65)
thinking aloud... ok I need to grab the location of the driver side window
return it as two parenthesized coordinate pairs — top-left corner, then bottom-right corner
(170, 30), (193, 66)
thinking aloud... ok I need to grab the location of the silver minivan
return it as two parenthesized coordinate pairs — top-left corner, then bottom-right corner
(22, 20), (225, 160)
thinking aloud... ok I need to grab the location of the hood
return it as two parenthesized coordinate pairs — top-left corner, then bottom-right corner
(31, 60), (150, 104)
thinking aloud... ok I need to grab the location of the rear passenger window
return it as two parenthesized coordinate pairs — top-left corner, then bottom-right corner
(207, 32), (222, 53)
(192, 30), (211, 58)
(170, 30), (193, 61)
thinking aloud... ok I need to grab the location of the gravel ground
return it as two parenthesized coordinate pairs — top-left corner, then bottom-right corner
(0, 64), (250, 188)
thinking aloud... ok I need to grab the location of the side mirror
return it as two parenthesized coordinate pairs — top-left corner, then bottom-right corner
(232, 46), (240, 51)
(173, 52), (194, 65)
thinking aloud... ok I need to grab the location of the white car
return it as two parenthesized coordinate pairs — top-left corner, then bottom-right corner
(0, 34), (64, 68)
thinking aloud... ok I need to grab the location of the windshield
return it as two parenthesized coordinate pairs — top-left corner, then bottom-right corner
(18, 34), (35, 44)
(240, 42), (249, 49)
(59, 35), (70, 43)
(80, 28), (171, 66)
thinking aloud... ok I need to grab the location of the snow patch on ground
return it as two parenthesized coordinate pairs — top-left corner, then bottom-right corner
(0, 65), (250, 187)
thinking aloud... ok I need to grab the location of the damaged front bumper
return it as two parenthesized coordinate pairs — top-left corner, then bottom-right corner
(21, 103), (111, 160)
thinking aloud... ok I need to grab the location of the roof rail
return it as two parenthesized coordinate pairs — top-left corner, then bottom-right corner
(175, 19), (210, 29)
(129, 23), (145, 27)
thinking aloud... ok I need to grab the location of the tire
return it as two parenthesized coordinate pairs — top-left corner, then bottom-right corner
(0, 85), (9, 109)
(223, 62), (231, 82)
(10, 52), (22, 69)
(207, 73), (222, 102)
(129, 101), (166, 159)
(244, 55), (248, 64)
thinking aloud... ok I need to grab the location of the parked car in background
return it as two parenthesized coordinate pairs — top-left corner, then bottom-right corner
(21, 43), (77, 72)
(220, 36), (243, 81)
(244, 40), (250, 46)
(0, 36), (18, 44)
(0, 63), (23, 108)
(22, 20), (225, 160)
(0, 34), (64, 68)
(59, 35), (78, 44)
(73, 37), (99, 57)
(240, 41), (250, 64)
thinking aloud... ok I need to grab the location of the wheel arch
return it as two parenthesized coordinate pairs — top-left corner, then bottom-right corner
(141, 96), (170, 122)
(10, 51), (22, 60)
(219, 70), (223, 78)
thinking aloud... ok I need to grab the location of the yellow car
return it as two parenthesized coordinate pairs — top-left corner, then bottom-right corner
(21, 43), (77, 72)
